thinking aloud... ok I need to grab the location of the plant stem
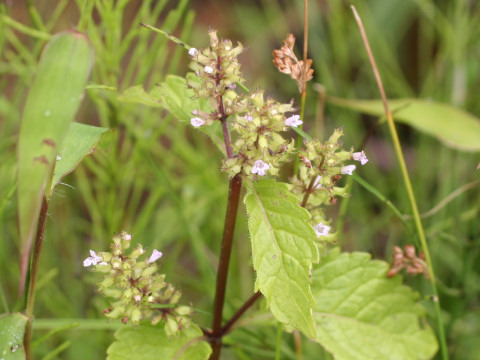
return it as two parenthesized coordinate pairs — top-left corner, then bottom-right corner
(221, 291), (262, 335)
(209, 175), (243, 360)
(351, 6), (449, 360)
(24, 196), (49, 360)
(216, 54), (233, 159)
(293, 0), (310, 175)
(300, 176), (317, 208)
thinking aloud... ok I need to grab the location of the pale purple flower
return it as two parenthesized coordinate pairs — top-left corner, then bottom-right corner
(285, 115), (303, 128)
(314, 223), (331, 238)
(341, 165), (356, 175)
(243, 115), (253, 121)
(191, 117), (205, 127)
(204, 66), (214, 74)
(313, 175), (323, 189)
(251, 160), (270, 176)
(147, 249), (163, 264)
(121, 232), (132, 241)
(83, 250), (102, 267)
(352, 151), (369, 165)
(134, 294), (142, 302)
(188, 48), (198, 56)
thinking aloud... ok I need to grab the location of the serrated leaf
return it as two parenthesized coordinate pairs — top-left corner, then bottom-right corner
(244, 180), (319, 338)
(51, 123), (110, 195)
(311, 249), (438, 360)
(327, 97), (480, 152)
(17, 31), (93, 289)
(107, 324), (211, 360)
(117, 85), (162, 107)
(0, 313), (28, 359)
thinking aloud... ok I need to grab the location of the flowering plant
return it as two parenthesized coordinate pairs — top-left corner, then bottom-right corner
(79, 30), (437, 360)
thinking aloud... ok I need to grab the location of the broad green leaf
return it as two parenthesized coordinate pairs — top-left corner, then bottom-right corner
(117, 85), (162, 107)
(327, 97), (480, 152)
(244, 180), (319, 338)
(17, 31), (93, 286)
(107, 324), (211, 360)
(0, 313), (28, 359)
(312, 249), (438, 360)
(51, 123), (110, 195)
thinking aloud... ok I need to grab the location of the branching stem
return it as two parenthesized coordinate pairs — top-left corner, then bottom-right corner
(221, 291), (262, 335)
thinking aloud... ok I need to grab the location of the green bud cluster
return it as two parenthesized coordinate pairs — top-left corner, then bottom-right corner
(291, 128), (355, 243)
(223, 91), (296, 178)
(85, 232), (192, 336)
(187, 30), (304, 180)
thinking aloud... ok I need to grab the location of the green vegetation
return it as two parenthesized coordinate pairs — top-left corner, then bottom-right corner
(1, 1), (479, 359)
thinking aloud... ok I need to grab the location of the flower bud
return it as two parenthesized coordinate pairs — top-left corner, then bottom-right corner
(131, 308), (142, 324)
(165, 316), (179, 337)
(175, 305), (192, 316)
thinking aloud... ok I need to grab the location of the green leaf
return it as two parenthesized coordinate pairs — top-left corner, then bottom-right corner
(244, 180), (319, 338)
(327, 97), (480, 152)
(16, 31), (93, 283)
(0, 313), (28, 359)
(117, 85), (162, 107)
(51, 123), (110, 195)
(157, 74), (223, 151)
(107, 324), (211, 360)
(311, 249), (438, 360)
(117, 75), (224, 151)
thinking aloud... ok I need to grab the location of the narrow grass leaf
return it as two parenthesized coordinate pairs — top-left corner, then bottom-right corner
(0, 312), (28, 359)
(312, 249), (438, 360)
(244, 180), (319, 338)
(16, 31), (93, 288)
(328, 97), (480, 152)
(51, 123), (110, 195)
(107, 323), (211, 360)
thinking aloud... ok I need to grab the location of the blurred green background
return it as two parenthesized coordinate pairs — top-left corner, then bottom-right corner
(1, 0), (479, 358)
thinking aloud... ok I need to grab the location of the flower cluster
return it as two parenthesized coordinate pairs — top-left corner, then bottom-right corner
(222, 90), (299, 178)
(187, 30), (305, 180)
(272, 33), (314, 93)
(387, 245), (428, 278)
(291, 128), (368, 243)
(83, 232), (191, 336)
(186, 29), (244, 123)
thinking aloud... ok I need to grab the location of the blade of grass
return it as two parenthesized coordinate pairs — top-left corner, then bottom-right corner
(351, 6), (448, 359)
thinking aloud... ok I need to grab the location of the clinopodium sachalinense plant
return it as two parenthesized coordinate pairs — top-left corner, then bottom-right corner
(84, 29), (437, 360)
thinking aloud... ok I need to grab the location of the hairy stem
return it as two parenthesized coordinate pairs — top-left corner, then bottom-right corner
(209, 175), (243, 360)
(351, 6), (449, 360)
(24, 196), (49, 360)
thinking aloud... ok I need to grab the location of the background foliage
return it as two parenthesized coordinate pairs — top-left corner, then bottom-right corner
(1, 0), (479, 358)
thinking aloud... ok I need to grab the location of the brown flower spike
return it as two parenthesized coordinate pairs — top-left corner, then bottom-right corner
(387, 245), (429, 278)
(273, 34), (314, 93)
